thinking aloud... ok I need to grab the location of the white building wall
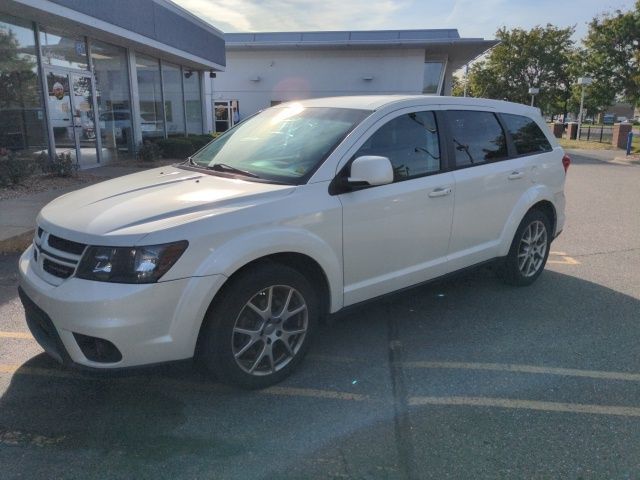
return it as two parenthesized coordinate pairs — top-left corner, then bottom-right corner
(208, 48), (426, 120)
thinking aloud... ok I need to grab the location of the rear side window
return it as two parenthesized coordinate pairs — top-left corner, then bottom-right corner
(502, 113), (552, 155)
(445, 111), (508, 167)
(355, 111), (440, 181)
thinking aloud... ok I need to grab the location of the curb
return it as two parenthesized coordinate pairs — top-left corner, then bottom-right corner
(0, 230), (33, 254)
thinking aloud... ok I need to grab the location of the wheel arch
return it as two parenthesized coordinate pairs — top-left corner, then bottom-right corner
(498, 187), (559, 257)
(194, 251), (333, 360)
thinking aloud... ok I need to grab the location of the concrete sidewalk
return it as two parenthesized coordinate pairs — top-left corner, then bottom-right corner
(0, 165), (142, 252)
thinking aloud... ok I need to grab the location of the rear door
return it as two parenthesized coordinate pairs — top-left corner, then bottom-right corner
(443, 110), (532, 270)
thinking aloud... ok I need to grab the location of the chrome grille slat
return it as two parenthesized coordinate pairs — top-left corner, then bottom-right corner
(33, 227), (87, 282)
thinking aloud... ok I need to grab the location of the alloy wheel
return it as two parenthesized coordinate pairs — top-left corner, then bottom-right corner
(231, 285), (308, 376)
(517, 220), (548, 278)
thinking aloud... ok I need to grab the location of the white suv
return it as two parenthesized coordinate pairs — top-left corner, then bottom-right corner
(18, 96), (569, 388)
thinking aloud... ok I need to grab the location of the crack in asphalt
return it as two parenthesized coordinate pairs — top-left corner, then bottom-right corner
(386, 302), (418, 480)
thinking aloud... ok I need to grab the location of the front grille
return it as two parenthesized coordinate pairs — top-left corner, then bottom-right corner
(33, 227), (86, 282)
(43, 258), (74, 279)
(48, 234), (86, 255)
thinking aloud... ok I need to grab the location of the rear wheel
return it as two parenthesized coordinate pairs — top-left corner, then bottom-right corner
(499, 209), (551, 286)
(200, 263), (318, 389)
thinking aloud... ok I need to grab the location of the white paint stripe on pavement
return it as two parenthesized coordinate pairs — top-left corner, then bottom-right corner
(402, 361), (640, 382)
(408, 396), (640, 418)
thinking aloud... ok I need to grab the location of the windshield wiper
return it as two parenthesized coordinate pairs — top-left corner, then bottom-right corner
(207, 163), (260, 178)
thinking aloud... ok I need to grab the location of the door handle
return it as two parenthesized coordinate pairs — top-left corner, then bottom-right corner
(428, 186), (452, 198)
(508, 171), (524, 180)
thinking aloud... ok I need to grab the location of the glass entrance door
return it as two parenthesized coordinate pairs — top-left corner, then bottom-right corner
(46, 70), (98, 167)
(214, 100), (240, 133)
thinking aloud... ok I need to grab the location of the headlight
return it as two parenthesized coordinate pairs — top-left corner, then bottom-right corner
(76, 241), (188, 283)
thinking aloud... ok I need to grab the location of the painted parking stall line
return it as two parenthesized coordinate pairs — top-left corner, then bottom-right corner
(0, 363), (368, 403)
(408, 396), (640, 418)
(0, 331), (33, 339)
(402, 360), (640, 383)
(548, 251), (581, 265)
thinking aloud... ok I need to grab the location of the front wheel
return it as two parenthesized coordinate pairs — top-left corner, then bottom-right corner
(199, 263), (318, 389)
(499, 210), (551, 286)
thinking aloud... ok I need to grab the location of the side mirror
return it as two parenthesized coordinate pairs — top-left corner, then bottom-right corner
(348, 156), (393, 186)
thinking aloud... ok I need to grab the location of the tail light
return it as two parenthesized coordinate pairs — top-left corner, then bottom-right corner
(562, 154), (571, 173)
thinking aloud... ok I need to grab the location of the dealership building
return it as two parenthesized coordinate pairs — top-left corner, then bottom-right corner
(0, 0), (225, 167)
(1, 0), (496, 168)
(212, 30), (497, 129)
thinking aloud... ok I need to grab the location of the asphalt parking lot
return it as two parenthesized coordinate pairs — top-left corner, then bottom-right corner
(1, 151), (639, 479)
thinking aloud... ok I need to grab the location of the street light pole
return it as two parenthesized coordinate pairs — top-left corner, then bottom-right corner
(528, 87), (539, 107)
(577, 77), (593, 141)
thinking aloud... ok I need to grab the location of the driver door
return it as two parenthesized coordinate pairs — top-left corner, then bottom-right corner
(338, 110), (455, 306)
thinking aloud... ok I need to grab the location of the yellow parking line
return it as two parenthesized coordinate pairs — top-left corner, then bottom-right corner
(408, 396), (640, 418)
(548, 256), (581, 265)
(548, 251), (581, 265)
(0, 331), (33, 339)
(402, 361), (640, 382)
(263, 386), (368, 402)
(0, 363), (367, 402)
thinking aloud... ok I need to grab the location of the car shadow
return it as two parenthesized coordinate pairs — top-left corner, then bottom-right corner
(2, 267), (640, 478)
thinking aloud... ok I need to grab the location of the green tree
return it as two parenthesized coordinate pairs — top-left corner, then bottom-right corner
(582, 1), (640, 107)
(460, 25), (576, 115)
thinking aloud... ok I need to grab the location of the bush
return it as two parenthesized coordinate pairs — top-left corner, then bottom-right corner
(46, 151), (76, 177)
(0, 152), (39, 186)
(157, 138), (195, 159)
(137, 142), (162, 162)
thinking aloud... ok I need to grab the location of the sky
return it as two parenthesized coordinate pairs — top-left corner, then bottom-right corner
(173, 0), (635, 41)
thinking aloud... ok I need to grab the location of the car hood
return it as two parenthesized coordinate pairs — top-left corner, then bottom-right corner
(38, 166), (295, 245)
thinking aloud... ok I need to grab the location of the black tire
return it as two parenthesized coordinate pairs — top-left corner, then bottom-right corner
(499, 209), (551, 286)
(199, 262), (318, 389)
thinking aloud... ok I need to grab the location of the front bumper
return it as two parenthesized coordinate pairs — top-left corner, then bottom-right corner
(18, 246), (226, 368)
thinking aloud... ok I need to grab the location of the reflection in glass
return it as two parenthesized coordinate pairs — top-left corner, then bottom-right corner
(91, 40), (133, 161)
(0, 14), (49, 160)
(136, 54), (164, 139)
(184, 71), (202, 134)
(162, 62), (185, 137)
(70, 73), (98, 166)
(446, 110), (508, 166)
(39, 26), (88, 70)
(502, 113), (552, 155)
(423, 62), (444, 94)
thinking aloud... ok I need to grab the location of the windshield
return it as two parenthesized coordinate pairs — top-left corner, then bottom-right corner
(190, 105), (370, 184)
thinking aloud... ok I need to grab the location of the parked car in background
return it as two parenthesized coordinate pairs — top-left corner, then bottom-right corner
(18, 96), (568, 388)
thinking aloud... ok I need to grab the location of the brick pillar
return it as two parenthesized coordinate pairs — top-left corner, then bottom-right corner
(567, 122), (578, 140)
(552, 123), (564, 139)
(612, 123), (633, 149)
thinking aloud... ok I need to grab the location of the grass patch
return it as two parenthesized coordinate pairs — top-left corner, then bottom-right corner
(558, 138), (618, 151)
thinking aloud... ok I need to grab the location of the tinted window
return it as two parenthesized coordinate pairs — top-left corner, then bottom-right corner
(355, 111), (440, 181)
(446, 111), (508, 167)
(502, 113), (552, 155)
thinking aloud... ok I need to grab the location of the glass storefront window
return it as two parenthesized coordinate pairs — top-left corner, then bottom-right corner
(91, 40), (134, 161)
(184, 71), (203, 135)
(39, 26), (88, 70)
(0, 14), (49, 160)
(136, 54), (164, 140)
(423, 61), (445, 94)
(161, 62), (185, 137)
